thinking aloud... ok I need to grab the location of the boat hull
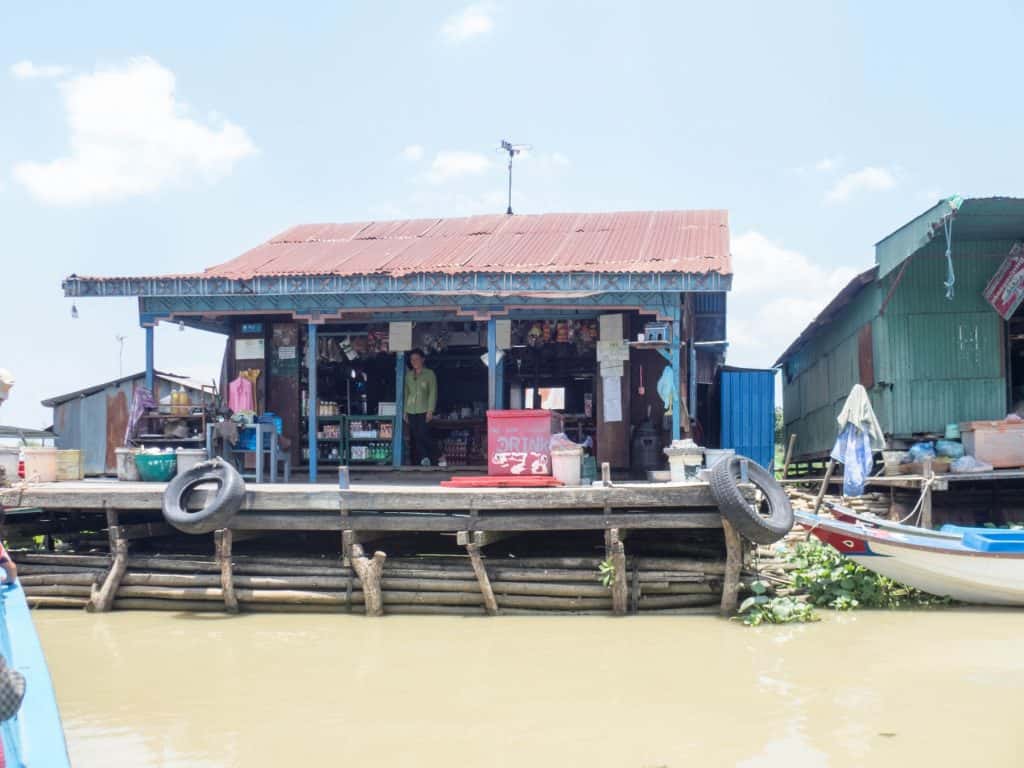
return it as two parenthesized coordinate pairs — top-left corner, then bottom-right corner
(796, 511), (1024, 606)
(0, 582), (72, 767)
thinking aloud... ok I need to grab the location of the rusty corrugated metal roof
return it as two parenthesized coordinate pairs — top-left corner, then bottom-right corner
(200, 209), (730, 279)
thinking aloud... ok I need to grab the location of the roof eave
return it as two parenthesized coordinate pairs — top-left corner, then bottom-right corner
(773, 266), (877, 367)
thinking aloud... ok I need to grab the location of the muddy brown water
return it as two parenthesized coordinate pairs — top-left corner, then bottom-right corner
(37, 609), (1024, 767)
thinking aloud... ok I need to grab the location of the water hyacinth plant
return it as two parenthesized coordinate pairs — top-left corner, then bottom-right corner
(736, 580), (817, 626)
(787, 539), (948, 610)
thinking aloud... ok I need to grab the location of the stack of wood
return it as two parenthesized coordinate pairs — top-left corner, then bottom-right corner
(15, 552), (726, 616)
(786, 488), (891, 518)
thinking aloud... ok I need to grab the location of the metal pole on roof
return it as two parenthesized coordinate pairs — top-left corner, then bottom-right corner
(500, 140), (530, 215)
(506, 154), (513, 215)
(116, 335), (127, 378)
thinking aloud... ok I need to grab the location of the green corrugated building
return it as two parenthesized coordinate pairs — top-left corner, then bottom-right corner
(776, 197), (1024, 459)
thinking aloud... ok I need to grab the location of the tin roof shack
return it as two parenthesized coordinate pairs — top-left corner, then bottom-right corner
(776, 197), (1024, 459)
(62, 210), (735, 481)
(42, 371), (212, 476)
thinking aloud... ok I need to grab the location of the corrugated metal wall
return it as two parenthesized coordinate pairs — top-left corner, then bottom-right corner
(877, 240), (1007, 436)
(781, 279), (883, 457)
(782, 240), (1009, 457)
(720, 369), (775, 468)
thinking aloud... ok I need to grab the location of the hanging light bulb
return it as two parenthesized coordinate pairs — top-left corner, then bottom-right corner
(71, 303), (79, 319)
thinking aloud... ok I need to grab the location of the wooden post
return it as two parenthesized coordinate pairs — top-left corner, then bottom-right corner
(307, 320), (319, 483)
(215, 528), (239, 614)
(487, 317), (497, 410)
(393, 352), (405, 467)
(629, 563), (640, 614)
(341, 530), (359, 568)
(781, 434), (797, 478)
(466, 543), (499, 615)
(812, 458), (836, 513)
(720, 518), (742, 616)
(350, 543), (386, 617)
(920, 458), (934, 530)
(144, 325), (155, 391)
(605, 528), (627, 616)
(105, 505), (120, 553)
(671, 302), (683, 441)
(88, 532), (127, 613)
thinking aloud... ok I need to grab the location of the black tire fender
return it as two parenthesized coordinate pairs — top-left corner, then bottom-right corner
(162, 458), (245, 534)
(708, 456), (794, 545)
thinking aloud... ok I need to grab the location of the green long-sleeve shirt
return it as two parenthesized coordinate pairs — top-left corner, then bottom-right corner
(404, 368), (437, 415)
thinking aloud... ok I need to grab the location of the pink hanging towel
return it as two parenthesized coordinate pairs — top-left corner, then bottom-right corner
(228, 376), (255, 412)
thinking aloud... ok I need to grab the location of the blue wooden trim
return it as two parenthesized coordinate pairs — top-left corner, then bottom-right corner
(66, 271), (731, 298)
(393, 352), (406, 467)
(135, 292), (692, 326)
(670, 304), (681, 440)
(487, 318), (497, 410)
(307, 322), (318, 483)
(144, 326), (155, 391)
(495, 350), (505, 409)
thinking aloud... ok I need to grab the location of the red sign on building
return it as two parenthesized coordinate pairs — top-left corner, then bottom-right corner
(984, 243), (1024, 320)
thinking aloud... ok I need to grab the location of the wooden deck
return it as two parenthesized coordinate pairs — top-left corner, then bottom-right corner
(0, 480), (726, 532)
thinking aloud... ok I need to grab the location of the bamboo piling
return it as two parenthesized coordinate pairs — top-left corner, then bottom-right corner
(17, 546), (729, 616)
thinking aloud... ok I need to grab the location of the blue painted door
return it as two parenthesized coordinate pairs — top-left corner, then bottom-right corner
(720, 368), (776, 468)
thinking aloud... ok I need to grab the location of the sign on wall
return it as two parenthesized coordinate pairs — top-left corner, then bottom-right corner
(270, 325), (299, 376)
(984, 243), (1024, 320)
(235, 338), (265, 360)
(389, 322), (413, 352)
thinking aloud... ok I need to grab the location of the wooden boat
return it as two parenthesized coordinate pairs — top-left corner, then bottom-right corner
(822, 501), (959, 540)
(0, 582), (71, 766)
(796, 509), (1024, 606)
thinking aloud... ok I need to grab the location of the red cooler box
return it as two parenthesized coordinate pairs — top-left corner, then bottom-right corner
(487, 410), (564, 476)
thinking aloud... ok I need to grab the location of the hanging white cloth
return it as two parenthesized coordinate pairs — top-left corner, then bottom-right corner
(831, 384), (885, 497)
(835, 384), (885, 450)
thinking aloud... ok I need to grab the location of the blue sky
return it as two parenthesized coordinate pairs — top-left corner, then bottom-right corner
(1, 1), (1022, 428)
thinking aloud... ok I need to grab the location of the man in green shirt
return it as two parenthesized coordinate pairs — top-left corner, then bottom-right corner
(404, 349), (437, 466)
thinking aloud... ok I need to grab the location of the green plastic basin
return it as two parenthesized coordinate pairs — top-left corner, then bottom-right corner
(134, 453), (177, 482)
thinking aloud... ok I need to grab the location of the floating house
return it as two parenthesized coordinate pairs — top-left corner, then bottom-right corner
(61, 210), (773, 479)
(776, 197), (1024, 459)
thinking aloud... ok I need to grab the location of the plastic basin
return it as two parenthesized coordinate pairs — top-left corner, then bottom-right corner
(135, 453), (177, 482)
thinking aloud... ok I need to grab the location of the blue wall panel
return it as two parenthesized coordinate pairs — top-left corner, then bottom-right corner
(720, 369), (776, 468)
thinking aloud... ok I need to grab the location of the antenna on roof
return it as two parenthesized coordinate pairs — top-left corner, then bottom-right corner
(499, 139), (531, 215)
(115, 335), (127, 378)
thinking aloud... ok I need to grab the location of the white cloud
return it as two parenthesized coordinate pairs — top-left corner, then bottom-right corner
(12, 57), (257, 205)
(728, 231), (860, 368)
(550, 152), (570, 167)
(824, 166), (897, 204)
(423, 150), (493, 184)
(401, 144), (424, 162)
(814, 156), (841, 172)
(441, 3), (495, 43)
(10, 60), (68, 80)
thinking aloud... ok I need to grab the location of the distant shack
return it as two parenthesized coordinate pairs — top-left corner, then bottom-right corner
(43, 371), (212, 476)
